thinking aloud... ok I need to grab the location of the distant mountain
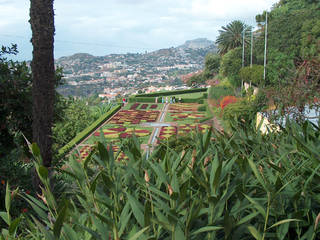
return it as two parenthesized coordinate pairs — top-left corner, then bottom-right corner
(178, 38), (216, 50)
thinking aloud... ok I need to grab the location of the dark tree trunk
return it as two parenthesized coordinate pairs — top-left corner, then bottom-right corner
(30, 0), (55, 168)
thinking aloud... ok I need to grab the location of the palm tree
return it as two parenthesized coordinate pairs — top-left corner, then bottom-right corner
(30, 0), (55, 168)
(215, 20), (251, 55)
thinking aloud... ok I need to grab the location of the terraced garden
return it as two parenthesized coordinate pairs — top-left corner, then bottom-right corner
(75, 101), (212, 161)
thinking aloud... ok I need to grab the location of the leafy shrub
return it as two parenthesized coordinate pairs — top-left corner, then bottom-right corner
(222, 99), (257, 123)
(2, 120), (320, 239)
(209, 85), (235, 102)
(239, 65), (264, 86)
(197, 105), (206, 111)
(135, 88), (207, 97)
(3, 120), (320, 239)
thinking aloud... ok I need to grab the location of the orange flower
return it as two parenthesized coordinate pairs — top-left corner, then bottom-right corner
(220, 96), (237, 110)
(1, 180), (5, 185)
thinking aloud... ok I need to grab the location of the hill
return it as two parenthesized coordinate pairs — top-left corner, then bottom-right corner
(55, 39), (217, 97)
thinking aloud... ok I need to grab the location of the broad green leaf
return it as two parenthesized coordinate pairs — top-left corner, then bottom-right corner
(243, 194), (266, 218)
(144, 201), (152, 227)
(0, 212), (9, 225)
(127, 193), (144, 227)
(38, 166), (48, 180)
(174, 225), (186, 240)
(191, 226), (224, 235)
(8, 217), (21, 236)
(31, 216), (55, 240)
(236, 211), (260, 226)
(53, 201), (69, 239)
(128, 226), (149, 240)
(5, 182), (10, 217)
(268, 219), (301, 229)
(247, 225), (262, 240)
(31, 143), (41, 157)
(62, 224), (78, 240)
(148, 161), (168, 185)
(98, 142), (109, 163)
(247, 156), (266, 189)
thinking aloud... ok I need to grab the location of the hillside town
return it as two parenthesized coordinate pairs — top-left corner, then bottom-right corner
(55, 39), (217, 97)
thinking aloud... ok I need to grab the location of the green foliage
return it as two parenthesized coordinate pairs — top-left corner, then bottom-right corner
(216, 20), (251, 55)
(197, 105), (206, 111)
(2, 120), (320, 239)
(266, 50), (295, 86)
(186, 73), (205, 87)
(203, 54), (221, 80)
(222, 99), (257, 124)
(129, 97), (157, 103)
(300, 18), (320, 59)
(57, 105), (121, 159)
(134, 88), (207, 97)
(0, 45), (32, 155)
(208, 85), (235, 101)
(219, 48), (242, 87)
(239, 65), (264, 86)
(254, 1), (320, 86)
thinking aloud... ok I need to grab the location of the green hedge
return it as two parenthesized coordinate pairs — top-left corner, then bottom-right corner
(134, 88), (207, 97)
(57, 104), (121, 159)
(129, 97), (156, 103)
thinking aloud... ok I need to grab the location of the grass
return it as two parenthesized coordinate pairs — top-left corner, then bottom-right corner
(173, 91), (206, 99)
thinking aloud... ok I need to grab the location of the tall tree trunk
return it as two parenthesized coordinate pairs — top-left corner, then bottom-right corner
(30, 0), (55, 168)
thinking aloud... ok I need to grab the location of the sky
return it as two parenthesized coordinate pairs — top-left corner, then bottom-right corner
(0, 0), (279, 61)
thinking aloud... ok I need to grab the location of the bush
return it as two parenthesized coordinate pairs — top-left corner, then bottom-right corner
(222, 99), (257, 123)
(135, 88), (207, 97)
(3, 121), (320, 239)
(129, 97), (157, 103)
(209, 85), (235, 101)
(239, 65), (264, 86)
(197, 105), (206, 111)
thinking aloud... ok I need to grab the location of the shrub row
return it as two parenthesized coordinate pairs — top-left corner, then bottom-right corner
(128, 97), (156, 103)
(209, 85), (234, 101)
(134, 87), (207, 97)
(57, 104), (121, 159)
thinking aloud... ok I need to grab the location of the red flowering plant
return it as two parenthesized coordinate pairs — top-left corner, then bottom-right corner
(220, 96), (238, 110)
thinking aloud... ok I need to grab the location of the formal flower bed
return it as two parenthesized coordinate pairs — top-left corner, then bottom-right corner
(129, 103), (140, 110)
(150, 104), (158, 109)
(78, 145), (128, 161)
(158, 126), (177, 140)
(79, 145), (93, 160)
(178, 123), (211, 133)
(108, 110), (159, 124)
(93, 125), (151, 139)
(168, 103), (201, 112)
(158, 123), (211, 141)
(140, 104), (148, 109)
(169, 112), (206, 121)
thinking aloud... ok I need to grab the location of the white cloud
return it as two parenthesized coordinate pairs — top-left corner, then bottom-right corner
(0, 0), (279, 60)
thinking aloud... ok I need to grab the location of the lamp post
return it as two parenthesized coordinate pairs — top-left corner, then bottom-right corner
(263, 12), (268, 82)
